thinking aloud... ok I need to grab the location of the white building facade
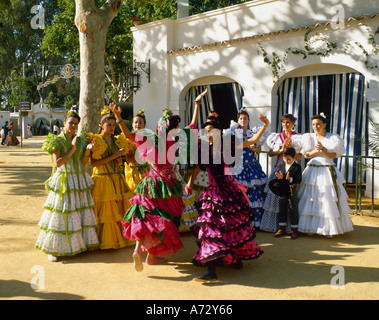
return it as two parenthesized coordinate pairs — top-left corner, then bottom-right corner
(131, 0), (379, 196)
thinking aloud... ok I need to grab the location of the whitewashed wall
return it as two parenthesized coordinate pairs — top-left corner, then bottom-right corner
(131, 0), (379, 197)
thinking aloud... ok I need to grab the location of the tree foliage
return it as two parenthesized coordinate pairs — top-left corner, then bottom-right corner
(1, 0), (251, 109)
(0, 0), (78, 110)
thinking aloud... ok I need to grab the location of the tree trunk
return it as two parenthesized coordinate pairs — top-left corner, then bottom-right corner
(75, 0), (123, 133)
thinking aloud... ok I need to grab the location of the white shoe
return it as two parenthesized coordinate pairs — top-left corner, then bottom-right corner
(48, 254), (58, 262)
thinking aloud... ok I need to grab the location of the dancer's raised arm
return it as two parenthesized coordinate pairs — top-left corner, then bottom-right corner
(241, 114), (269, 148)
(190, 88), (208, 127)
(109, 102), (134, 140)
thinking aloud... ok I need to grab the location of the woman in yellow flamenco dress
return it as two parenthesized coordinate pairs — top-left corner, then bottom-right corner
(87, 108), (135, 249)
(124, 109), (150, 192)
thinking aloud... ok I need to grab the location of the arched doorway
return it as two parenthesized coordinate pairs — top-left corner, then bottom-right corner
(34, 117), (49, 135)
(275, 66), (368, 183)
(183, 77), (244, 129)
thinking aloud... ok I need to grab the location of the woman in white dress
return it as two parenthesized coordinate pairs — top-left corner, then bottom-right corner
(295, 113), (353, 237)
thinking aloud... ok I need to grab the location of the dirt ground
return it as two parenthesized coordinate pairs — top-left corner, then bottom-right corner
(0, 135), (378, 301)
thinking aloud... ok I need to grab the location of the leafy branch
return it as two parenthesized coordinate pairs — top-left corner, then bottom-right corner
(258, 26), (378, 81)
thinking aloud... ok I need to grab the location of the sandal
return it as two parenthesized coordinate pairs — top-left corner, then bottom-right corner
(132, 250), (143, 272)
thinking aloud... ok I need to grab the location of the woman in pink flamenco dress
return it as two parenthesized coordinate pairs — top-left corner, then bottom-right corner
(185, 113), (269, 283)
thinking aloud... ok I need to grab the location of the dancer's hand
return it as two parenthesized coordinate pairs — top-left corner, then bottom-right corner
(114, 148), (125, 158)
(109, 102), (122, 119)
(316, 141), (324, 152)
(86, 139), (96, 150)
(258, 114), (269, 126)
(185, 184), (192, 195)
(195, 88), (208, 102)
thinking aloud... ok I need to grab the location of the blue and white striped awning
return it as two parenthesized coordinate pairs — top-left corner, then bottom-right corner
(277, 73), (368, 183)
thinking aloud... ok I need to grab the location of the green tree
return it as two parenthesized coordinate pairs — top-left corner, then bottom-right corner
(40, 0), (251, 132)
(0, 0), (69, 109)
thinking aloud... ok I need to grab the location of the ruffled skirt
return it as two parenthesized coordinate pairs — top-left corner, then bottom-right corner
(92, 172), (135, 249)
(261, 167), (285, 232)
(3, 132), (20, 146)
(234, 161), (267, 228)
(35, 171), (99, 256)
(298, 165), (353, 236)
(122, 166), (184, 256)
(193, 174), (263, 266)
(174, 168), (199, 233)
(124, 161), (150, 192)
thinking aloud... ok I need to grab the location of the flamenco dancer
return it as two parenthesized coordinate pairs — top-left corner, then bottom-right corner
(35, 107), (99, 261)
(230, 108), (269, 229)
(185, 113), (269, 283)
(293, 113), (353, 237)
(260, 114), (298, 233)
(109, 103), (184, 271)
(87, 106), (135, 250)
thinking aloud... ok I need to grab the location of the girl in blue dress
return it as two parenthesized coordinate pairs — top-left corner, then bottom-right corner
(230, 109), (268, 229)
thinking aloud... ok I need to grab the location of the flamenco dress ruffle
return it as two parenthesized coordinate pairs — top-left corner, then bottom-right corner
(35, 133), (99, 256)
(193, 167), (263, 267)
(122, 162), (184, 257)
(230, 123), (269, 228)
(89, 133), (135, 249)
(3, 130), (20, 146)
(124, 141), (150, 192)
(233, 150), (267, 228)
(174, 166), (199, 233)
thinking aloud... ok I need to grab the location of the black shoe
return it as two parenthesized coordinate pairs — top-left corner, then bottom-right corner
(193, 271), (218, 283)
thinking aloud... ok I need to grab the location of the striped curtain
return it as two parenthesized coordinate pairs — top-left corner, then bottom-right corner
(231, 82), (244, 110)
(276, 76), (318, 133)
(277, 73), (367, 183)
(185, 82), (243, 128)
(330, 73), (367, 182)
(185, 85), (213, 128)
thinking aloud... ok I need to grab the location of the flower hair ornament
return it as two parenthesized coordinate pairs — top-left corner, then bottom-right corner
(67, 105), (79, 116)
(319, 112), (326, 119)
(208, 109), (218, 118)
(157, 108), (174, 134)
(101, 105), (112, 117)
(137, 108), (145, 118)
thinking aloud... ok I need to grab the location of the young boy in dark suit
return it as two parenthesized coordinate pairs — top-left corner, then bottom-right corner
(272, 147), (302, 239)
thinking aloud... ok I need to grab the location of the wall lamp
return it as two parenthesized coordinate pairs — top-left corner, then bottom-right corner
(128, 59), (150, 93)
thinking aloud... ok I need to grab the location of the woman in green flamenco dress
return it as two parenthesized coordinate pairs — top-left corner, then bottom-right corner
(109, 103), (185, 272)
(35, 107), (99, 262)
